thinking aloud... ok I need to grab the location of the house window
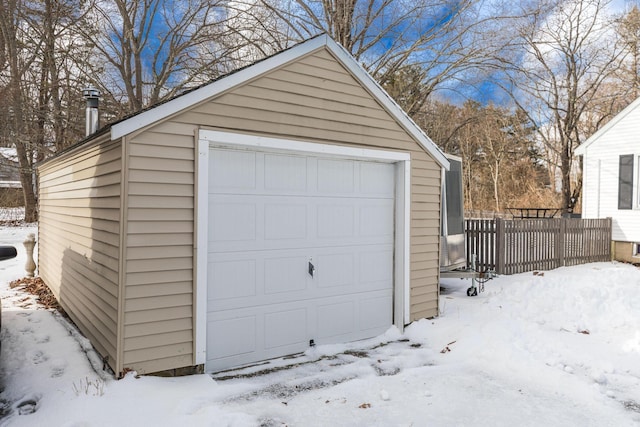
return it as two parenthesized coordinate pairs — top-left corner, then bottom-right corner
(634, 243), (640, 258)
(618, 154), (634, 210)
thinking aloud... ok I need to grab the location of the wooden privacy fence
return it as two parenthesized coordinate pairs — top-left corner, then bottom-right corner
(465, 217), (612, 275)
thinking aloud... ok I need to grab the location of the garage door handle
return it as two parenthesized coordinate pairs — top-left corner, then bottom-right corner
(308, 261), (315, 278)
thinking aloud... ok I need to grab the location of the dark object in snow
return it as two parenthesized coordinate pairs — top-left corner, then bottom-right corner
(16, 398), (38, 415)
(0, 245), (16, 261)
(440, 341), (457, 353)
(0, 245), (17, 343)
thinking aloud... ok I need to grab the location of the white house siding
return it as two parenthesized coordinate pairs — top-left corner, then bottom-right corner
(120, 46), (443, 373)
(37, 136), (121, 372)
(581, 107), (640, 244)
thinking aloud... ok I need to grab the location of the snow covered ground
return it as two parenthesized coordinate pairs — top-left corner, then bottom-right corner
(1, 224), (640, 426)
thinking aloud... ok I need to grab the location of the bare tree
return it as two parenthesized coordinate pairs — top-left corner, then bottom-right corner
(222, 0), (297, 64)
(615, 5), (640, 101)
(501, 0), (623, 213)
(0, 0), (40, 222)
(260, 0), (513, 103)
(84, 0), (243, 115)
(30, 0), (94, 154)
(0, 0), (90, 221)
(417, 99), (552, 213)
(578, 4), (640, 136)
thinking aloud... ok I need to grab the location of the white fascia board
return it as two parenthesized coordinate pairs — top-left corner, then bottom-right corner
(110, 36), (330, 140)
(322, 37), (449, 171)
(576, 96), (640, 155)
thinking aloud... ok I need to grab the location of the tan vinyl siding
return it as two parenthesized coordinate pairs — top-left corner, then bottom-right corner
(37, 137), (121, 371)
(122, 129), (195, 374)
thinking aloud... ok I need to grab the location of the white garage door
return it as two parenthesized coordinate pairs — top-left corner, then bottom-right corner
(206, 147), (395, 371)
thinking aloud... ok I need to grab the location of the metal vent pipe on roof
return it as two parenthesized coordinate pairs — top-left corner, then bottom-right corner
(83, 87), (100, 137)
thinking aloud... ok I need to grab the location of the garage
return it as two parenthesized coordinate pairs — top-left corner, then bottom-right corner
(199, 133), (409, 371)
(38, 34), (447, 377)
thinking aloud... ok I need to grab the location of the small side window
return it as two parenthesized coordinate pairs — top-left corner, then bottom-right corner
(618, 155), (634, 210)
(634, 243), (640, 258)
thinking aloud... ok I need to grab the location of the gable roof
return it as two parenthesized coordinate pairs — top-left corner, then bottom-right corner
(109, 34), (448, 169)
(575, 96), (640, 155)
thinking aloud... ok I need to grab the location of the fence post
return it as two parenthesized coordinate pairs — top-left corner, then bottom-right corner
(607, 217), (613, 261)
(559, 218), (566, 267)
(496, 218), (504, 274)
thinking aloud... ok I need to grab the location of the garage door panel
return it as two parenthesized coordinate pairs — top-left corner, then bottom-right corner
(209, 259), (256, 300)
(208, 292), (393, 369)
(208, 315), (257, 360)
(210, 149), (256, 190)
(265, 203), (308, 240)
(208, 302), (311, 371)
(208, 246), (391, 311)
(317, 204), (354, 238)
(359, 202), (394, 237)
(210, 202), (256, 242)
(359, 295), (393, 330)
(264, 154), (307, 192)
(264, 308), (308, 349)
(208, 195), (393, 252)
(315, 252), (355, 288)
(207, 147), (396, 371)
(360, 162), (395, 196)
(360, 250), (394, 285)
(264, 256), (308, 294)
(316, 300), (356, 340)
(317, 159), (355, 193)
(208, 250), (309, 311)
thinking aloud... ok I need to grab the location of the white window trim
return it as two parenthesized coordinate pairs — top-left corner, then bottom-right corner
(195, 130), (412, 367)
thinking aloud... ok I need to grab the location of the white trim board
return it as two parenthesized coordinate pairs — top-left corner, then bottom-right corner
(194, 137), (209, 365)
(199, 130), (411, 162)
(195, 130), (412, 369)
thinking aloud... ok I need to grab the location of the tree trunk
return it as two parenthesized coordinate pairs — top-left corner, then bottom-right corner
(1, 0), (38, 222)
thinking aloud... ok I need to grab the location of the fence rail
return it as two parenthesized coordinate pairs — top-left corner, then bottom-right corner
(465, 217), (611, 275)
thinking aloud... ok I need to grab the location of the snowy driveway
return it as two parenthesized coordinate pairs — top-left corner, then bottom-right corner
(1, 225), (640, 426)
